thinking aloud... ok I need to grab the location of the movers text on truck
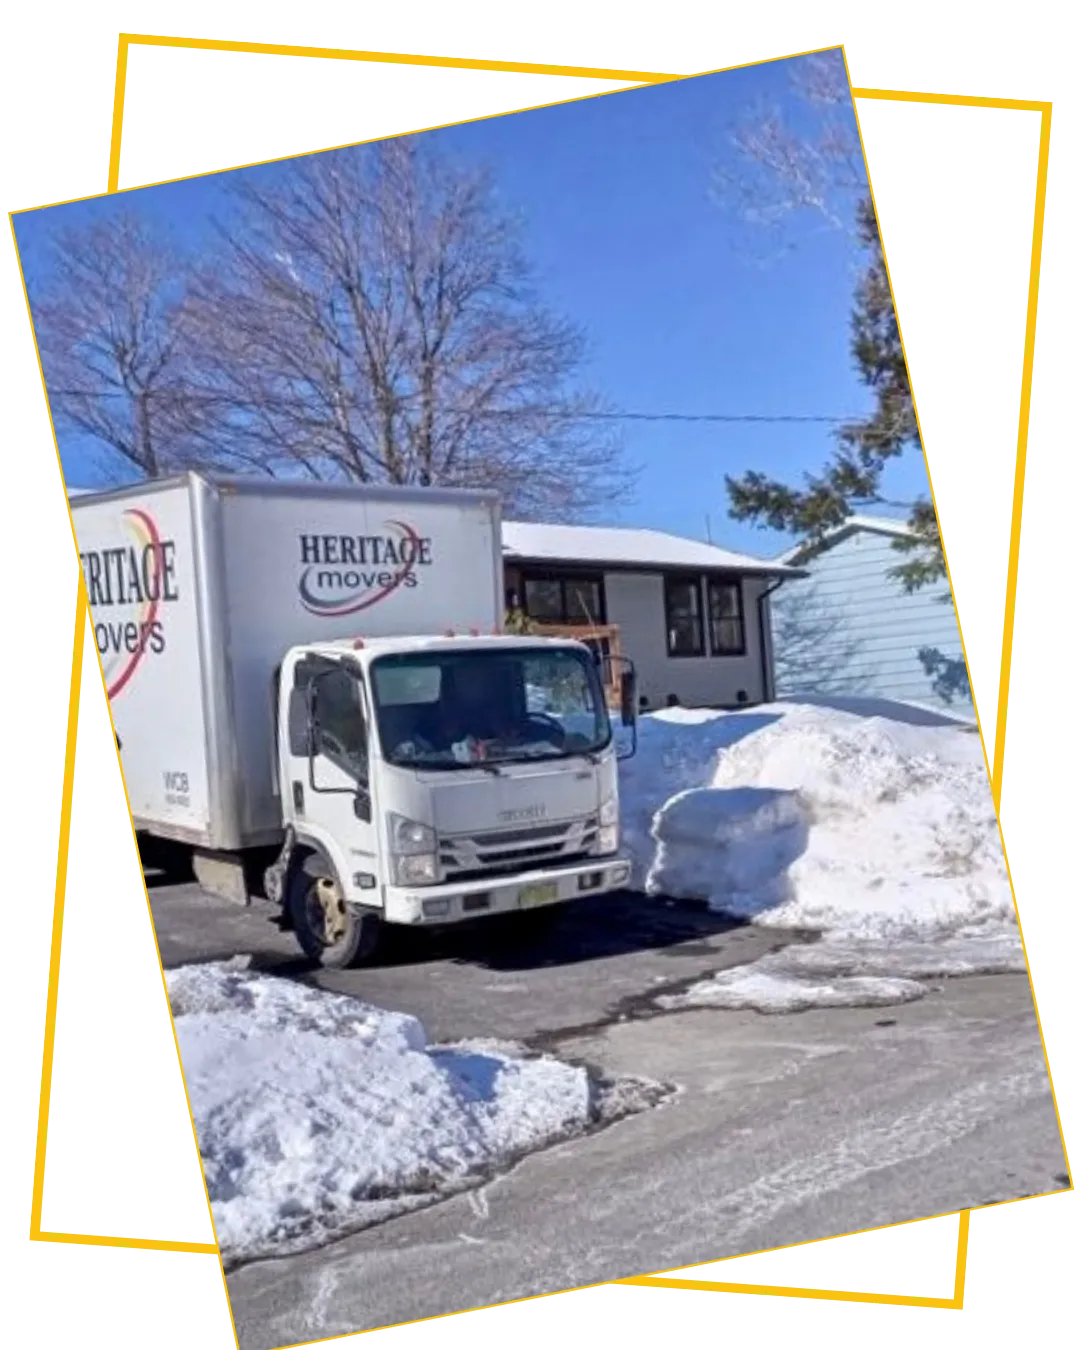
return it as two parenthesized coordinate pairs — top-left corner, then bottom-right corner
(71, 473), (637, 966)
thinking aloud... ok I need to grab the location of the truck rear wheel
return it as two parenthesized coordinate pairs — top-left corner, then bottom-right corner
(288, 855), (381, 968)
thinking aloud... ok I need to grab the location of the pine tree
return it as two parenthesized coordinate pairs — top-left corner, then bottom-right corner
(725, 198), (944, 595)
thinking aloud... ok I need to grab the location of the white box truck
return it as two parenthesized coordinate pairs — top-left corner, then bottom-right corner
(71, 473), (636, 966)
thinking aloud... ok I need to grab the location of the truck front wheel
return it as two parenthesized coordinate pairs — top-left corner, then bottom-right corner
(288, 856), (381, 968)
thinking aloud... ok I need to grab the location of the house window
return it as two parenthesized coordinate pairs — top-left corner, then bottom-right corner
(664, 575), (704, 657)
(707, 578), (746, 655)
(521, 572), (605, 626)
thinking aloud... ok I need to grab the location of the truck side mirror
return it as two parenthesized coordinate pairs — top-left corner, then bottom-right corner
(620, 666), (638, 728)
(615, 659), (638, 762)
(304, 682), (320, 759)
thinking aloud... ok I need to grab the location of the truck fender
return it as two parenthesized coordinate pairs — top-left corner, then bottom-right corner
(264, 829), (340, 929)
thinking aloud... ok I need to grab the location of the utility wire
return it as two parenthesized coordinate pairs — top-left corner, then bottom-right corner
(493, 410), (854, 424)
(47, 389), (861, 425)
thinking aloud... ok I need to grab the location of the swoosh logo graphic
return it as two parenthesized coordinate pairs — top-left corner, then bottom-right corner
(104, 508), (163, 699)
(299, 520), (424, 617)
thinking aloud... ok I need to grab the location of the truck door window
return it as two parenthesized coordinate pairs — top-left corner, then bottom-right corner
(288, 657), (336, 757)
(314, 666), (369, 784)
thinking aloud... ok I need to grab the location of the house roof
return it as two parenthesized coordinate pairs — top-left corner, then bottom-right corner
(503, 520), (804, 576)
(774, 514), (913, 565)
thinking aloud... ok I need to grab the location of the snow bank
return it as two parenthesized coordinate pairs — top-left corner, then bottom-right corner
(620, 699), (1021, 1008)
(168, 961), (595, 1265)
(618, 705), (785, 891)
(648, 787), (809, 911)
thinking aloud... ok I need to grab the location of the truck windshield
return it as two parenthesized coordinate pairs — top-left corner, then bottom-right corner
(370, 647), (611, 768)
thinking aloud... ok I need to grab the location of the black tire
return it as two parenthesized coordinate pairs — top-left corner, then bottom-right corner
(287, 854), (382, 968)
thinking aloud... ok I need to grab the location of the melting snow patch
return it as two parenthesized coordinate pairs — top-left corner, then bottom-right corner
(660, 966), (927, 1014)
(656, 933), (1027, 1014)
(168, 961), (655, 1267)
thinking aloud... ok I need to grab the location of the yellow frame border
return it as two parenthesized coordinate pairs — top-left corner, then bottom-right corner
(17, 31), (1067, 1327)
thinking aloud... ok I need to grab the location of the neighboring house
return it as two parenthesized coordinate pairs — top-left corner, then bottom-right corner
(503, 521), (802, 711)
(770, 515), (975, 717)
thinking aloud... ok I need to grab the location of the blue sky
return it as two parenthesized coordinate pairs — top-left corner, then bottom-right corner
(13, 51), (933, 560)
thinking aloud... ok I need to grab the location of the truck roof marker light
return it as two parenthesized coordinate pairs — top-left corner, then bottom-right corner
(352, 637), (365, 650)
(444, 628), (455, 637)
(469, 627), (479, 637)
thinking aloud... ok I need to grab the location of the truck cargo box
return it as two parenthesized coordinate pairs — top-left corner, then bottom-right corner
(71, 473), (503, 851)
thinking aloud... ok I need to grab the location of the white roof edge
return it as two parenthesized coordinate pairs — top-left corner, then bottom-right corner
(503, 519), (804, 575)
(773, 513), (914, 564)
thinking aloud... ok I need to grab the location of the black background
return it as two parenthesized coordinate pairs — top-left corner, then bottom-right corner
(16, 31), (1063, 1339)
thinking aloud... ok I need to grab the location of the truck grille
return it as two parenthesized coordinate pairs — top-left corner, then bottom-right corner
(439, 815), (599, 882)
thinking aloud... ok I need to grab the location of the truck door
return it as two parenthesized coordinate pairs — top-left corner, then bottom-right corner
(278, 651), (381, 899)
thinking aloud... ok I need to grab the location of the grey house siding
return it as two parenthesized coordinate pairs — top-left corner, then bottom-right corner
(605, 571), (770, 709)
(772, 528), (974, 714)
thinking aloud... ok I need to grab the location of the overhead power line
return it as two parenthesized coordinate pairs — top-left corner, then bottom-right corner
(540, 410), (854, 424)
(49, 388), (860, 425)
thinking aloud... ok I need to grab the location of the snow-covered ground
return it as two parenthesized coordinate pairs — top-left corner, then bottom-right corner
(168, 960), (655, 1266)
(618, 697), (1024, 1013)
(169, 697), (1020, 1261)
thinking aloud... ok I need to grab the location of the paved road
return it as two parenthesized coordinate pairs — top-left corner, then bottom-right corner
(147, 871), (806, 1044)
(147, 873), (1069, 1350)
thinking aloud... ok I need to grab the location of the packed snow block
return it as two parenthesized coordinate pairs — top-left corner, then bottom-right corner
(646, 786), (809, 908)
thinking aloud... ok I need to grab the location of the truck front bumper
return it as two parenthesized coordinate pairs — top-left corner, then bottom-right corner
(380, 856), (633, 926)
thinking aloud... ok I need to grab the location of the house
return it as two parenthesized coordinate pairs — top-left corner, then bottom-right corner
(769, 515), (975, 718)
(502, 521), (803, 712)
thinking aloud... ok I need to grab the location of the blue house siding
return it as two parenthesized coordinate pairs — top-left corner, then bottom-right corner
(771, 526), (975, 716)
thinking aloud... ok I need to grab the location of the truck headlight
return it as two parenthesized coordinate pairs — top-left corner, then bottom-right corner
(596, 797), (619, 855)
(392, 853), (440, 886)
(387, 814), (439, 887)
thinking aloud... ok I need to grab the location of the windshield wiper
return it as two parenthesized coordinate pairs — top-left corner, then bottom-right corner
(391, 757), (504, 775)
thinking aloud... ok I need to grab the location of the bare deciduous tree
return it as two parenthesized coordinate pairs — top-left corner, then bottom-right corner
(29, 211), (208, 480)
(185, 139), (627, 519)
(713, 49), (865, 256)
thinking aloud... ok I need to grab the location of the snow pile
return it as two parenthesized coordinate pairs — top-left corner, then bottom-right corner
(168, 961), (595, 1265)
(648, 787), (809, 912)
(620, 700), (1022, 1011)
(618, 706), (780, 890)
(704, 705), (1012, 938)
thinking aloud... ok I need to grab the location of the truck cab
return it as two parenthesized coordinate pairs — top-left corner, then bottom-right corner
(273, 632), (636, 966)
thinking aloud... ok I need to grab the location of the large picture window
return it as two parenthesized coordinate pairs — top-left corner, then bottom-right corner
(707, 577), (746, 655)
(521, 571), (605, 626)
(664, 575), (704, 657)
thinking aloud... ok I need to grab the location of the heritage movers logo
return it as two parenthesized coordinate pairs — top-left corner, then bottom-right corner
(298, 522), (433, 617)
(79, 508), (179, 698)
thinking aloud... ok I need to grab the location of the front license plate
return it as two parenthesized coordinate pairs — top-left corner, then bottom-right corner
(519, 882), (559, 910)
